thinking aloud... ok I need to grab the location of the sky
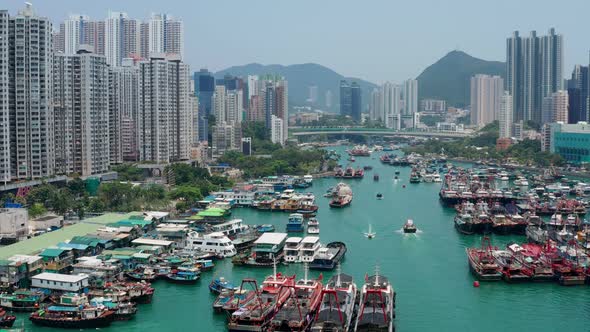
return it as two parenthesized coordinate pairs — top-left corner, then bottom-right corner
(5, 0), (590, 83)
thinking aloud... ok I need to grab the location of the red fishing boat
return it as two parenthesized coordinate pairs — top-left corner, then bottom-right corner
(466, 237), (502, 281)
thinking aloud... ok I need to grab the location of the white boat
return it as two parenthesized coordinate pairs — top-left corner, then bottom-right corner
(185, 231), (237, 257)
(299, 236), (321, 263)
(364, 225), (376, 239)
(303, 175), (313, 184)
(284, 237), (303, 262)
(307, 218), (320, 234)
(210, 219), (249, 237)
(433, 174), (442, 182)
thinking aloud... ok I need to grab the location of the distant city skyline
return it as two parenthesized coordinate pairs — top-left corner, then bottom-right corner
(5, 0), (590, 83)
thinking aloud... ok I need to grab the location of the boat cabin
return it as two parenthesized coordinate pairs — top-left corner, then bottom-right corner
(299, 236), (321, 263)
(284, 237), (303, 262)
(253, 233), (288, 263)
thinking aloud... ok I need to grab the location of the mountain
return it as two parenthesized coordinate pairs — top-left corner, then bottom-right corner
(215, 63), (377, 112)
(416, 50), (505, 108)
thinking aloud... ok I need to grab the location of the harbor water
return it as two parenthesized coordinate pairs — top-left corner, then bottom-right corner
(18, 147), (590, 331)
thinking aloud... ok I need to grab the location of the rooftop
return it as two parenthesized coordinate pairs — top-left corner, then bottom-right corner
(0, 213), (140, 260)
(131, 238), (174, 247)
(254, 232), (287, 245)
(32, 272), (88, 283)
(301, 236), (320, 243)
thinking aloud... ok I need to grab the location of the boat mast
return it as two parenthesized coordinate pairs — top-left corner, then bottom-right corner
(335, 263), (342, 287)
(272, 255), (277, 282)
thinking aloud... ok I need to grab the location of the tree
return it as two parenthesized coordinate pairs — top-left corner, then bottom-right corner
(50, 189), (74, 216)
(67, 177), (87, 198)
(28, 203), (47, 218)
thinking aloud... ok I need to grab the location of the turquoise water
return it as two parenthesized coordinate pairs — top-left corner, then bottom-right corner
(17, 147), (590, 331)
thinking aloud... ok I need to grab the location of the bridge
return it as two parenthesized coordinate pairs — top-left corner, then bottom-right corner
(289, 127), (473, 138)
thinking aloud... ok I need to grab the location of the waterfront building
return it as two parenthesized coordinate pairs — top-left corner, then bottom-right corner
(499, 92), (513, 138)
(138, 54), (192, 163)
(0, 4), (55, 183)
(549, 121), (590, 164)
(54, 48), (110, 176)
(31, 273), (89, 292)
(506, 28), (563, 123)
(470, 75), (503, 127)
(0, 208), (29, 244)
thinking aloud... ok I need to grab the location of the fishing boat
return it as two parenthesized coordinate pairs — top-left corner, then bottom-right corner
(228, 263), (296, 331)
(310, 242), (347, 270)
(525, 225), (549, 244)
(222, 289), (256, 314)
(311, 269), (357, 332)
(492, 214), (516, 235)
(256, 224), (275, 233)
(286, 213), (305, 233)
(165, 270), (200, 284)
(0, 290), (47, 312)
(454, 213), (475, 235)
(343, 167), (355, 178)
(269, 266), (323, 331)
(353, 168), (364, 178)
(353, 268), (395, 332)
(364, 225), (376, 239)
(125, 266), (157, 282)
(465, 237), (502, 281)
(0, 309), (16, 328)
(409, 172), (421, 183)
(212, 289), (235, 313)
(492, 250), (532, 283)
(29, 294), (115, 329)
(329, 183), (353, 208)
(209, 277), (235, 294)
(376, 193), (383, 200)
(195, 259), (215, 271)
(89, 297), (137, 321)
(403, 219), (417, 233)
(348, 145), (371, 156)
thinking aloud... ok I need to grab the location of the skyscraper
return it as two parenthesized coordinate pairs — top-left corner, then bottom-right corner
(138, 54), (192, 163)
(542, 90), (569, 124)
(261, 77), (288, 144)
(470, 75), (504, 127)
(147, 14), (184, 59)
(339, 80), (352, 117)
(499, 92), (513, 138)
(105, 11), (126, 66)
(383, 83), (402, 129)
(212, 123), (241, 159)
(567, 65), (589, 124)
(109, 60), (140, 162)
(369, 88), (382, 122)
(402, 79), (418, 115)
(506, 28), (563, 124)
(351, 82), (362, 122)
(193, 69), (215, 141)
(54, 48), (110, 176)
(1, 4), (55, 182)
(270, 115), (284, 144)
(213, 85), (227, 123)
(325, 90), (332, 108)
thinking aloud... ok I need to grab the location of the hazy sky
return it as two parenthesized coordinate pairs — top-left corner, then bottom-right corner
(5, 0), (590, 83)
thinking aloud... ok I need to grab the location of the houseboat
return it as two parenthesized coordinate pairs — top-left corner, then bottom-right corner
(309, 242), (347, 270)
(299, 236), (322, 263)
(286, 214), (305, 233)
(284, 237), (303, 263)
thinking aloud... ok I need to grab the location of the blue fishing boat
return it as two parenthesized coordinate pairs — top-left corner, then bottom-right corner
(209, 277), (235, 294)
(165, 270), (200, 284)
(195, 259), (215, 271)
(256, 224), (275, 233)
(286, 213), (305, 233)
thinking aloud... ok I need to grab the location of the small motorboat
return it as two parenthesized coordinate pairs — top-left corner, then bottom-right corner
(403, 219), (417, 233)
(394, 176), (399, 180)
(394, 170), (400, 175)
(373, 174), (379, 181)
(209, 277), (235, 294)
(376, 193), (383, 200)
(364, 225), (376, 239)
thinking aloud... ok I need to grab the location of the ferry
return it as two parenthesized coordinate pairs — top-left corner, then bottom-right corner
(311, 270), (357, 332)
(210, 219), (249, 237)
(185, 231), (237, 258)
(353, 269), (395, 332)
(286, 213), (305, 233)
(309, 242), (347, 270)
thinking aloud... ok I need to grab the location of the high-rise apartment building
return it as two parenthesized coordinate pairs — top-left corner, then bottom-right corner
(213, 85), (227, 123)
(351, 82), (362, 122)
(54, 48), (110, 176)
(146, 14), (184, 59)
(226, 90), (244, 124)
(270, 115), (285, 144)
(138, 54), (192, 163)
(260, 77), (288, 144)
(211, 123), (241, 159)
(193, 69), (215, 141)
(470, 75), (504, 127)
(1, 4), (55, 182)
(109, 60), (140, 162)
(506, 28), (563, 123)
(542, 90), (569, 124)
(499, 92), (513, 138)
(340, 80), (352, 117)
(567, 65), (589, 124)
(402, 79), (418, 116)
